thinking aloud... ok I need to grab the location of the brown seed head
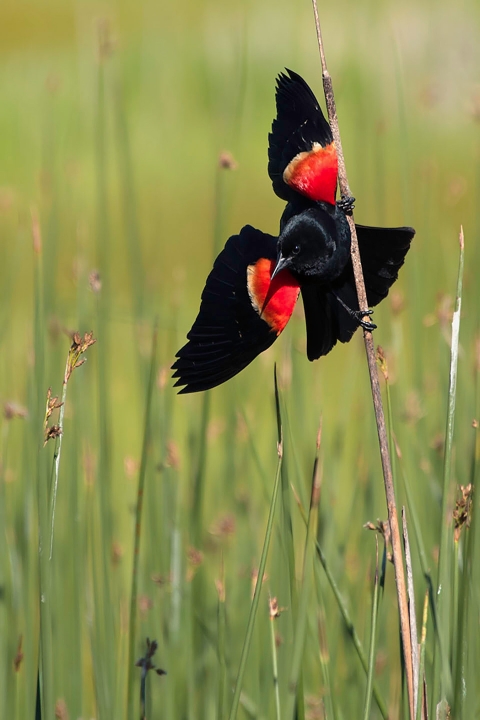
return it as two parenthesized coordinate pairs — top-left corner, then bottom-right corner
(218, 151), (238, 170)
(187, 546), (204, 568)
(390, 290), (405, 315)
(157, 366), (168, 391)
(89, 270), (102, 294)
(13, 635), (23, 672)
(138, 595), (153, 617)
(376, 345), (388, 381)
(269, 596), (287, 620)
(111, 541), (124, 565)
(55, 699), (69, 720)
(65, 331), (96, 382)
(210, 513), (236, 540)
(186, 546), (203, 582)
(166, 440), (180, 471)
(124, 456), (139, 479)
(251, 568), (268, 598)
(453, 484), (473, 542)
(44, 425), (62, 446)
(4, 402), (28, 421)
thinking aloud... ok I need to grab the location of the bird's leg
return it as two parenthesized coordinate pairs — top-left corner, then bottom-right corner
(337, 195), (355, 215)
(332, 292), (377, 331)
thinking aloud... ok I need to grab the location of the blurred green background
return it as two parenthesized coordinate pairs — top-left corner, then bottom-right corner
(1, 0), (479, 718)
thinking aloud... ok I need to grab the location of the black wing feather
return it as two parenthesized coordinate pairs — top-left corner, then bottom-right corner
(172, 226), (280, 393)
(329, 224), (415, 345)
(268, 69), (333, 202)
(303, 225), (415, 359)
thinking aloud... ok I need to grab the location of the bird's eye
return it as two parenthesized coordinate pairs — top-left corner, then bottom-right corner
(292, 244), (300, 255)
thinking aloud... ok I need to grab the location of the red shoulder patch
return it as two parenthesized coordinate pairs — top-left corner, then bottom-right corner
(247, 259), (300, 335)
(283, 141), (337, 205)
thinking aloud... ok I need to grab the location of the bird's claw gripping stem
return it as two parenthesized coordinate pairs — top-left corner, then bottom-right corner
(332, 292), (377, 331)
(337, 195), (355, 215)
(354, 309), (377, 331)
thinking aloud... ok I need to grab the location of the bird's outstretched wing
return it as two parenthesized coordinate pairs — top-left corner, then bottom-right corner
(172, 226), (300, 393)
(302, 225), (415, 360)
(268, 69), (338, 206)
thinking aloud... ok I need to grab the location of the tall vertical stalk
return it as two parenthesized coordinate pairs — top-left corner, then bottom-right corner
(228, 368), (283, 720)
(92, 21), (117, 715)
(32, 209), (54, 720)
(433, 227), (464, 708)
(286, 425), (322, 719)
(363, 537), (380, 720)
(310, 3), (415, 714)
(127, 324), (158, 719)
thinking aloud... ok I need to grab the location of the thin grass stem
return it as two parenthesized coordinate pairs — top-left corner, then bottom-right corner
(268, 596), (281, 720)
(93, 23), (117, 713)
(228, 367), (283, 720)
(433, 227), (464, 708)
(316, 606), (336, 720)
(279, 401), (305, 717)
(33, 209), (54, 720)
(217, 552), (227, 720)
(363, 536), (380, 720)
(454, 402), (480, 713)
(292, 486), (388, 719)
(127, 323), (158, 719)
(402, 508), (419, 713)
(286, 425), (322, 719)
(416, 590), (429, 720)
(48, 357), (68, 559)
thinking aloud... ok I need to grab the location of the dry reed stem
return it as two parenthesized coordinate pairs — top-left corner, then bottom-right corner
(311, 3), (415, 717)
(403, 507), (419, 713)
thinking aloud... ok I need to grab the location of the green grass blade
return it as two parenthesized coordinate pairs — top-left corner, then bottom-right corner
(112, 65), (144, 321)
(416, 590), (429, 720)
(127, 323), (158, 719)
(402, 507), (419, 715)
(228, 367), (283, 720)
(191, 391), (211, 546)
(268, 596), (281, 720)
(279, 403), (305, 718)
(216, 553), (227, 720)
(363, 536), (380, 720)
(286, 426), (322, 720)
(293, 490), (388, 719)
(33, 214), (54, 720)
(433, 227), (464, 708)
(48, 364), (67, 560)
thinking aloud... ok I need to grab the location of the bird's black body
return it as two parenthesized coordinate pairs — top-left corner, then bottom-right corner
(172, 70), (415, 393)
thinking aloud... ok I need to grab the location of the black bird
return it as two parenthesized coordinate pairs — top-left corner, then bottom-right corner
(172, 70), (415, 393)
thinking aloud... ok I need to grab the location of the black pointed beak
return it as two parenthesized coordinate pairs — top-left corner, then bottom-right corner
(270, 253), (288, 281)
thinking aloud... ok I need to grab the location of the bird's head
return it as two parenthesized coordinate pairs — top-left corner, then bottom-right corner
(271, 206), (350, 283)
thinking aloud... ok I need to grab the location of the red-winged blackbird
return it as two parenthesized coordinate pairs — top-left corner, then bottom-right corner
(172, 70), (415, 393)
